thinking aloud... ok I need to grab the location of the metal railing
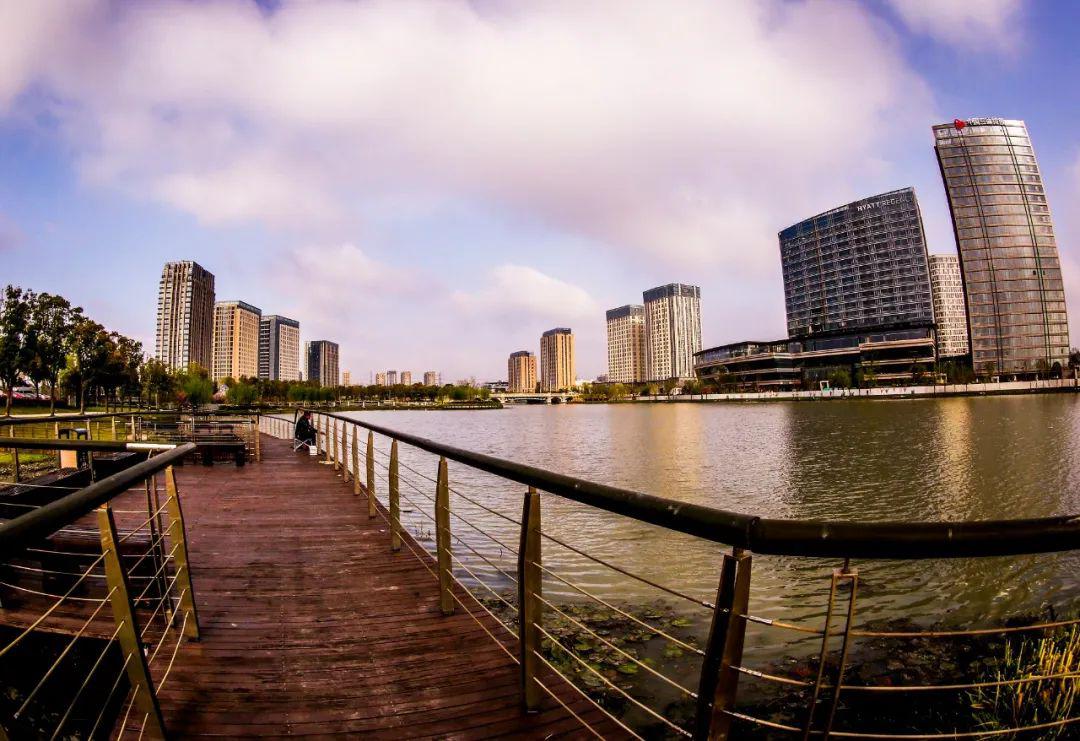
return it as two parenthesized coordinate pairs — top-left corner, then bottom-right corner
(0, 436), (200, 739)
(264, 410), (1080, 740)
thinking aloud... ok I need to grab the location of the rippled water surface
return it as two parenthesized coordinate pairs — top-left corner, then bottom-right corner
(341, 397), (1080, 640)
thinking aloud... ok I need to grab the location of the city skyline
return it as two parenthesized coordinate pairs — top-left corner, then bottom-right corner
(5, 3), (1080, 380)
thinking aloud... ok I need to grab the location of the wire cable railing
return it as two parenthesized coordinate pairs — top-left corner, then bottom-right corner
(261, 409), (1080, 741)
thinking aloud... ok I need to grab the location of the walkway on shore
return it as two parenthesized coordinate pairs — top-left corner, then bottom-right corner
(152, 436), (606, 738)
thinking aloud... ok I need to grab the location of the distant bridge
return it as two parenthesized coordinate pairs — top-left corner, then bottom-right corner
(491, 392), (576, 404)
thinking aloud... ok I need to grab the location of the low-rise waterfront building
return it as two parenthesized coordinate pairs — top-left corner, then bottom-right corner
(606, 305), (646, 384)
(212, 300), (262, 382)
(540, 328), (575, 392)
(928, 254), (970, 358)
(508, 351), (537, 393)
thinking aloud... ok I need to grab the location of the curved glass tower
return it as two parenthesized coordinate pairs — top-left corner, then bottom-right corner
(933, 118), (1069, 375)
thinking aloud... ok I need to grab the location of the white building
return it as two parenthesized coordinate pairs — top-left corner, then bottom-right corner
(643, 284), (701, 381)
(928, 254), (970, 359)
(606, 305), (646, 384)
(258, 315), (301, 381)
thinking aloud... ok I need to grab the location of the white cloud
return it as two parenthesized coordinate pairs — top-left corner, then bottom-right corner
(885, 0), (1023, 52)
(453, 265), (597, 323)
(1, 0), (933, 277)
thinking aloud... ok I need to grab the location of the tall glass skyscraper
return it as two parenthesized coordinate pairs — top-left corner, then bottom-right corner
(933, 118), (1069, 375)
(778, 188), (934, 338)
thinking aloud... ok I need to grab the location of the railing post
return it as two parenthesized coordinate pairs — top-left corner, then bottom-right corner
(389, 439), (401, 552)
(331, 419), (340, 471)
(340, 426), (350, 482)
(517, 486), (542, 711)
(435, 456), (453, 615)
(164, 466), (200, 639)
(694, 548), (752, 741)
(323, 416), (330, 463)
(351, 428), (361, 496)
(366, 431), (376, 519)
(130, 414), (136, 441)
(97, 504), (168, 739)
(253, 415), (261, 462)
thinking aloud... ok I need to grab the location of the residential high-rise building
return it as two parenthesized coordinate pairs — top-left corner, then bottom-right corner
(643, 284), (701, 381)
(540, 329), (575, 391)
(155, 261), (215, 371)
(779, 188), (934, 339)
(342, 371), (352, 386)
(928, 254), (970, 358)
(423, 371), (439, 386)
(258, 315), (300, 381)
(606, 305), (646, 384)
(387, 370), (398, 385)
(507, 351), (537, 393)
(934, 117), (1069, 374)
(212, 300), (261, 382)
(400, 371), (412, 385)
(375, 372), (387, 386)
(305, 340), (340, 387)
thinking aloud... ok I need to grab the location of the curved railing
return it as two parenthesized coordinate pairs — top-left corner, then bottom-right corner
(271, 409), (1080, 740)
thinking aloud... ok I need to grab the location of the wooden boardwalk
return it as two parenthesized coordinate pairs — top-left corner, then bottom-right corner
(153, 435), (610, 738)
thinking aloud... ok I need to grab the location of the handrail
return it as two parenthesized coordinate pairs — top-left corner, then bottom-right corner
(0, 442), (196, 560)
(0, 438), (177, 452)
(302, 410), (1080, 559)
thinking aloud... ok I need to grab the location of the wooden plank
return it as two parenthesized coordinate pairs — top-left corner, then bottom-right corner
(145, 435), (619, 738)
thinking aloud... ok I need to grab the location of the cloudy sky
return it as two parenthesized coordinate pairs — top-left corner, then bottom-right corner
(2, 0), (1079, 382)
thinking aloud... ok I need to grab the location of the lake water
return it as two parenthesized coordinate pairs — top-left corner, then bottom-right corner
(340, 396), (1080, 652)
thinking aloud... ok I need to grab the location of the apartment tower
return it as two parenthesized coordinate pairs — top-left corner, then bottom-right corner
(155, 261), (215, 371)
(387, 370), (398, 385)
(643, 284), (701, 381)
(375, 372), (387, 386)
(305, 340), (340, 387)
(928, 254), (970, 358)
(342, 371), (352, 386)
(605, 305), (646, 384)
(400, 371), (412, 385)
(258, 315), (301, 381)
(423, 371), (439, 386)
(933, 118), (1069, 374)
(212, 301), (261, 382)
(540, 329), (575, 392)
(507, 351), (537, 393)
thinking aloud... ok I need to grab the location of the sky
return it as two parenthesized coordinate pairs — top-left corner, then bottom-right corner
(2, 0), (1080, 383)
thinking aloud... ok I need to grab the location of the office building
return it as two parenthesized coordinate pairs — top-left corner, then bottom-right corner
(387, 370), (398, 385)
(423, 371), (439, 387)
(934, 117), (1069, 374)
(606, 305), (646, 384)
(507, 351), (537, 393)
(306, 340), (340, 387)
(400, 371), (412, 385)
(643, 284), (701, 381)
(375, 372), (387, 386)
(212, 300), (261, 382)
(342, 371), (351, 386)
(540, 328), (575, 391)
(155, 261), (215, 371)
(928, 254), (970, 358)
(780, 188), (934, 338)
(258, 315), (300, 381)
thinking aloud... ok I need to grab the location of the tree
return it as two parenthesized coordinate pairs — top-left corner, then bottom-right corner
(0, 286), (34, 415)
(828, 368), (852, 389)
(1035, 358), (1051, 380)
(25, 292), (81, 414)
(69, 318), (112, 412)
(141, 358), (176, 407)
(1068, 349), (1080, 379)
(175, 364), (213, 410)
(226, 381), (259, 406)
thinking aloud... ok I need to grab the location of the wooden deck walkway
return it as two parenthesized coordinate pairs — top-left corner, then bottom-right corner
(153, 435), (610, 738)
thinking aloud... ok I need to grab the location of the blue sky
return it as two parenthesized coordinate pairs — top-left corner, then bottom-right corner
(2, 0), (1079, 381)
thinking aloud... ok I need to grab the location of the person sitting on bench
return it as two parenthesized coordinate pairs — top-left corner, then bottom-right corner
(295, 412), (316, 450)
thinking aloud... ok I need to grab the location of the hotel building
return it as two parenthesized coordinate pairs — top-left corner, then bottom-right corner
(644, 284), (701, 381)
(928, 254), (970, 358)
(306, 340), (340, 387)
(933, 117), (1069, 375)
(212, 300), (262, 382)
(540, 328), (575, 392)
(606, 305), (646, 384)
(507, 351), (538, 393)
(696, 189), (937, 388)
(258, 315), (301, 381)
(155, 261), (215, 371)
